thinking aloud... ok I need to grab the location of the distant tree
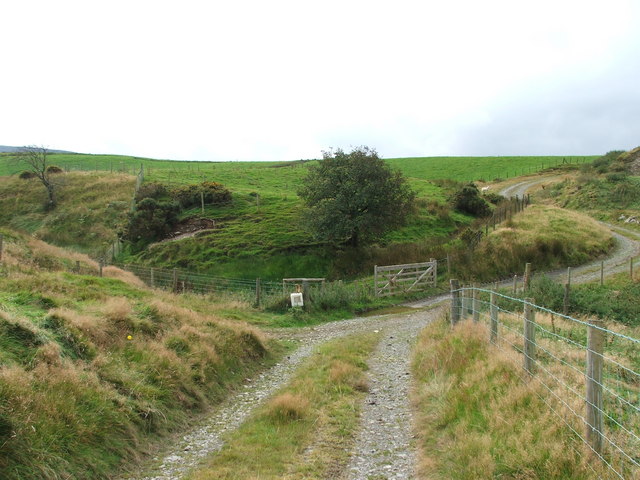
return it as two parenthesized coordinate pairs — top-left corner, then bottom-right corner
(298, 146), (415, 247)
(13, 145), (59, 209)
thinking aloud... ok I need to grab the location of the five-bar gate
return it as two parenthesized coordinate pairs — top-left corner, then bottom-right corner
(374, 259), (437, 297)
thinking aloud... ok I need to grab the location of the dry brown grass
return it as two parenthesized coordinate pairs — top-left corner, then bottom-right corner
(267, 392), (310, 421)
(329, 360), (369, 392)
(102, 266), (147, 288)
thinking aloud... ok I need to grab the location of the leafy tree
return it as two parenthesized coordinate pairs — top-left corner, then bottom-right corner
(13, 145), (60, 209)
(298, 146), (415, 247)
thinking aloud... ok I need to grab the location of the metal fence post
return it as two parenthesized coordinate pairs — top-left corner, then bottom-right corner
(490, 291), (498, 343)
(450, 279), (460, 326)
(523, 298), (536, 375)
(586, 319), (605, 456)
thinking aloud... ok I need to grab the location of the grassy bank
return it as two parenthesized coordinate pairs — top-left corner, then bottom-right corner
(0, 230), (275, 479)
(188, 332), (379, 479)
(0, 172), (134, 254)
(449, 205), (614, 281)
(412, 318), (606, 479)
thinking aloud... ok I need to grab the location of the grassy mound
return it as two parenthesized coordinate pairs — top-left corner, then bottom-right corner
(450, 205), (614, 281)
(0, 172), (135, 254)
(0, 230), (272, 479)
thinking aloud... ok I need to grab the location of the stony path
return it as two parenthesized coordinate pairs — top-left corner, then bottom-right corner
(344, 309), (441, 480)
(123, 308), (442, 480)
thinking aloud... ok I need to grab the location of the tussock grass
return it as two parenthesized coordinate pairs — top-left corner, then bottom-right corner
(0, 230), (275, 479)
(189, 332), (379, 480)
(412, 318), (608, 479)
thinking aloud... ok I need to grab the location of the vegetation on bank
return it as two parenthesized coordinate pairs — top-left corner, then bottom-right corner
(0, 230), (275, 480)
(189, 332), (378, 480)
(412, 318), (606, 479)
(0, 172), (134, 255)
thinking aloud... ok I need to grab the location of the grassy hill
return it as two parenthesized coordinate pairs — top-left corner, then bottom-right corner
(0, 228), (276, 479)
(0, 152), (598, 279)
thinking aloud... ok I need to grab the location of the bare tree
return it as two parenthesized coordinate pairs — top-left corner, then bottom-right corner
(14, 145), (59, 209)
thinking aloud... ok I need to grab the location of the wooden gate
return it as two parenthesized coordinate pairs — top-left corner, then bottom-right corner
(374, 259), (437, 297)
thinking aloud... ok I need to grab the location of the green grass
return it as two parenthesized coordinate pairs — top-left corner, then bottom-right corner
(0, 230), (279, 479)
(188, 331), (379, 480)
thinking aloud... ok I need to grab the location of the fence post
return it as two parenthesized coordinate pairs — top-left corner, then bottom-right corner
(472, 284), (479, 323)
(600, 261), (604, 286)
(172, 268), (178, 292)
(255, 278), (261, 307)
(523, 298), (536, 375)
(302, 281), (310, 311)
(431, 258), (437, 287)
(563, 283), (570, 315)
(490, 291), (498, 343)
(523, 262), (531, 290)
(567, 267), (572, 287)
(450, 279), (460, 326)
(0, 233), (3, 261)
(446, 255), (451, 278)
(150, 267), (155, 288)
(586, 319), (604, 456)
(460, 285), (468, 319)
(512, 274), (518, 294)
(374, 265), (379, 297)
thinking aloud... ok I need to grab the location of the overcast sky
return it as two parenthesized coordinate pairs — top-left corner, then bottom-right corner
(2, 0), (639, 161)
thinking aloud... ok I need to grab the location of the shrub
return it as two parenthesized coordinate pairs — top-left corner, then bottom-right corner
(122, 198), (180, 244)
(18, 171), (36, 179)
(135, 182), (169, 202)
(46, 165), (64, 174)
(170, 182), (232, 209)
(451, 183), (491, 217)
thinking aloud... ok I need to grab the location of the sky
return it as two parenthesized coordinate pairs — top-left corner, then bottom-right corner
(1, 0), (639, 161)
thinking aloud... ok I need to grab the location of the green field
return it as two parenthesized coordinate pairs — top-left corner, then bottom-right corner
(0, 152), (598, 279)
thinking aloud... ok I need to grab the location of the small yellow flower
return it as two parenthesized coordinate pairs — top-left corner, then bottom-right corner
(127, 335), (133, 340)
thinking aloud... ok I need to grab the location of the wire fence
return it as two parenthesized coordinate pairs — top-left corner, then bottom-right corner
(450, 285), (639, 480)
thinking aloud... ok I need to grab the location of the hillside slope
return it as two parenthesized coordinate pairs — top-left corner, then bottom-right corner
(0, 228), (273, 479)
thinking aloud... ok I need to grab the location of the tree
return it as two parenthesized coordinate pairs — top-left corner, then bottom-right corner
(298, 146), (415, 247)
(13, 145), (59, 209)
(451, 183), (491, 217)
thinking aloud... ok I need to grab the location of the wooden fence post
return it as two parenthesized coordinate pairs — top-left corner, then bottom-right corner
(490, 291), (498, 343)
(255, 278), (261, 307)
(302, 281), (310, 311)
(523, 263), (532, 290)
(374, 265), (379, 297)
(461, 286), (468, 319)
(600, 261), (604, 286)
(563, 283), (570, 315)
(523, 298), (536, 375)
(450, 279), (460, 326)
(150, 267), (155, 288)
(567, 267), (572, 287)
(472, 284), (479, 323)
(431, 258), (437, 287)
(446, 255), (451, 278)
(586, 319), (605, 456)
(172, 268), (178, 292)
(513, 275), (518, 294)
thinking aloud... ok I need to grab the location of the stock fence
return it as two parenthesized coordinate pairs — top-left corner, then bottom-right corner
(450, 284), (639, 479)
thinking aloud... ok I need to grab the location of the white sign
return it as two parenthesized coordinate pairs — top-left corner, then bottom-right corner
(290, 292), (304, 307)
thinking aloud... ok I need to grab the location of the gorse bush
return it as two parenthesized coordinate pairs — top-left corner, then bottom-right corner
(451, 183), (491, 217)
(170, 181), (232, 209)
(123, 198), (180, 244)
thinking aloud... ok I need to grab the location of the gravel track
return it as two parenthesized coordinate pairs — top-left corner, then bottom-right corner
(124, 308), (443, 480)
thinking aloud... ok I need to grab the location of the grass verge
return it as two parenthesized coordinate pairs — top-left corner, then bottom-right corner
(412, 317), (607, 479)
(188, 331), (380, 480)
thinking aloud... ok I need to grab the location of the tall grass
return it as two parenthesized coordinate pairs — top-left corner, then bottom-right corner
(412, 317), (607, 479)
(0, 231), (275, 479)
